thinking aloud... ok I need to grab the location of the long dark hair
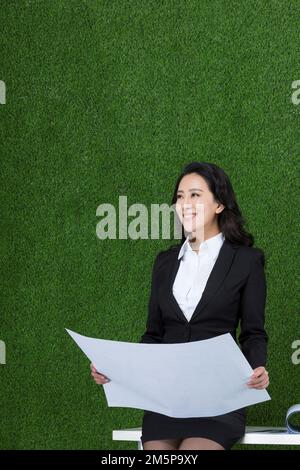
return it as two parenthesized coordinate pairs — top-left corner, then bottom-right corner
(171, 161), (254, 247)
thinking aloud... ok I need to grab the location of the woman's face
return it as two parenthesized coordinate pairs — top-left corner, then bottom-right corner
(175, 173), (224, 238)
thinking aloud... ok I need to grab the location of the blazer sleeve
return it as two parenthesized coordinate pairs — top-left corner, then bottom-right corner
(139, 253), (164, 344)
(238, 249), (268, 370)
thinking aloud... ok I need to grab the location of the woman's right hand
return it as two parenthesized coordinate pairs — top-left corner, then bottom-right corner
(90, 363), (111, 385)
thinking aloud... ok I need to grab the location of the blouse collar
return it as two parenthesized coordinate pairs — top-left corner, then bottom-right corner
(178, 231), (225, 260)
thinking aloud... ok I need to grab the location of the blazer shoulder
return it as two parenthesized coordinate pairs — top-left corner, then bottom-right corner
(153, 244), (180, 269)
(236, 244), (266, 266)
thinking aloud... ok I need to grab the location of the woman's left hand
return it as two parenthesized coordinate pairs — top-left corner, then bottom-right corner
(247, 366), (269, 389)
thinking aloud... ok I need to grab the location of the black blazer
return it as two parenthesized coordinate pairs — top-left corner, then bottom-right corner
(139, 238), (268, 370)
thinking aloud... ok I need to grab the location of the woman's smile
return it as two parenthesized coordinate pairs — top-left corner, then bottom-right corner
(183, 214), (196, 219)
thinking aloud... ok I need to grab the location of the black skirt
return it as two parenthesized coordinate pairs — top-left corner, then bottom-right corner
(141, 407), (247, 450)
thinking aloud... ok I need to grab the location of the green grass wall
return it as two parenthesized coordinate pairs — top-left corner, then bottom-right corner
(0, 0), (299, 450)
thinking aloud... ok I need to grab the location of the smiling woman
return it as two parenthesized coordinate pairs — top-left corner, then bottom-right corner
(174, 173), (225, 253)
(138, 161), (269, 451)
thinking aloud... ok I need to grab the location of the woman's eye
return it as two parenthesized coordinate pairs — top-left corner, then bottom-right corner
(176, 193), (200, 199)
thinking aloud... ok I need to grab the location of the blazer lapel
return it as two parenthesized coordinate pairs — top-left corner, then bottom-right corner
(168, 238), (238, 324)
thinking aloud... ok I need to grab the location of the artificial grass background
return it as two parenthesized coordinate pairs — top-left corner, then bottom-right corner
(0, 0), (299, 450)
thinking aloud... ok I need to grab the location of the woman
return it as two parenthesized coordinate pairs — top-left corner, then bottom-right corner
(91, 161), (270, 451)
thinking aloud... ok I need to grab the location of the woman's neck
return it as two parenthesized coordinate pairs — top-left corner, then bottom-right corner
(188, 228), (221, 252)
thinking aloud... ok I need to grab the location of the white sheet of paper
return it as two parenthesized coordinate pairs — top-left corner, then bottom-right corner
(66, 329), (271, 418)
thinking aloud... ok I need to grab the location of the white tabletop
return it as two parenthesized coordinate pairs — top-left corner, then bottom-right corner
(112, 426), (300, 446)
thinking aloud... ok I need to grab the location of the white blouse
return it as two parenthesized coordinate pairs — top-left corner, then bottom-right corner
(172, 231), (225, 322)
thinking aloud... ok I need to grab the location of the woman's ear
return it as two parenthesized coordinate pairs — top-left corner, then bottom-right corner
(216, 203), (225, 214)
